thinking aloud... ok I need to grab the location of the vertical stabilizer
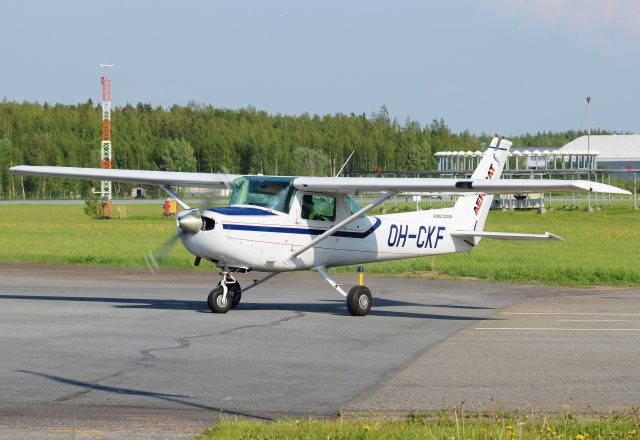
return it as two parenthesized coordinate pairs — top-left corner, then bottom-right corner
(453, 136), (512, 238)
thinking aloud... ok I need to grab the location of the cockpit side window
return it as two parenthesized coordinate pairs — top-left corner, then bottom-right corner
(301, 194), (336, 222)
(229, 176), (295, 213)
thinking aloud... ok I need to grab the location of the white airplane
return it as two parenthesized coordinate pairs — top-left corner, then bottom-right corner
(11, 136), (630, 316)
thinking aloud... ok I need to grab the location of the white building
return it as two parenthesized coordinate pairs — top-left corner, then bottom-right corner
(560, 135), (640, 176)
(435, 148), (598, 172)
(435, 134), (640, 175)
(131, 186), (147, 198)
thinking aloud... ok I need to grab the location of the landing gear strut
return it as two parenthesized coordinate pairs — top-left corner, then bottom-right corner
(315, 266), (373, 316)
(207, 271), (241, 313)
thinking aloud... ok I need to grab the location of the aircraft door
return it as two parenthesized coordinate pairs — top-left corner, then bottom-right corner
(292, 192), (337, 263)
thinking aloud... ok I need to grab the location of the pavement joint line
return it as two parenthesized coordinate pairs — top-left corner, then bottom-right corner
(555, 319), (632, 322)
(476, 327), (640, 331)
(501, 312), (640, 315)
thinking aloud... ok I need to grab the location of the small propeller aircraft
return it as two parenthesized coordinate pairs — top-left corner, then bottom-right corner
(11, 136), (630, 316)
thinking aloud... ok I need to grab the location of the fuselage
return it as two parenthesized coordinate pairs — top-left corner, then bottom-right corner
(179, 192), (473, 272)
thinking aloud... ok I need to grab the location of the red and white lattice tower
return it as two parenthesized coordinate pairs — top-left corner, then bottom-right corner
(99, 63), (113, 218)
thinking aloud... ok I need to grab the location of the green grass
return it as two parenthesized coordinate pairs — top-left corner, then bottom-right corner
(341, 204), (640, 287)
(196, 410), (640, 440)
(0, 203), (196, 269)
(0, 202), (638, 287)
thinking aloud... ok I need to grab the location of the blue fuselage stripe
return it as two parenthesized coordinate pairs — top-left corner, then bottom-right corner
(222, 217), (381, 239)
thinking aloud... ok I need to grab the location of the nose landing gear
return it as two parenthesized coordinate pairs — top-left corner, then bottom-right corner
(207, 271), (241, 313)
(206, 270), (281, 314)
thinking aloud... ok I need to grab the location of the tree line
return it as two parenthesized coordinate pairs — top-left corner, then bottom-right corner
(0, 99), (612, 199)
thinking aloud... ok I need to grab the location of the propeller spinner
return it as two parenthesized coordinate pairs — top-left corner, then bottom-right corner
(177, 209), (203, 234)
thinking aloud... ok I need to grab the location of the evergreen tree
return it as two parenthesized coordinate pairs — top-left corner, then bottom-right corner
(0, 99), (622, 199)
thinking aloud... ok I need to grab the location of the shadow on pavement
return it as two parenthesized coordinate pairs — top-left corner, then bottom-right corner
(1, 294), (497, 320)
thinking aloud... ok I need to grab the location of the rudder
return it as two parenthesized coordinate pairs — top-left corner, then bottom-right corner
(453, 136), (512, 234)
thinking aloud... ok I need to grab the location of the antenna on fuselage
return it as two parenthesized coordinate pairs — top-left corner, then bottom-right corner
(335, 150), (355, 177)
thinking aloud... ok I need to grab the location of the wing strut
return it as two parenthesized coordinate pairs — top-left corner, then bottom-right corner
(160, 184), (191, 210)
(288, 191), (396, 260)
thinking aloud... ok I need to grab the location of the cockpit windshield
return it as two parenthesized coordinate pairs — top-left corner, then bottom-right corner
(229, 176), (296, 213)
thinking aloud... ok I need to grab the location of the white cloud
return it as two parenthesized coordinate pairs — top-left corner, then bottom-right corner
(489, 0), (640, 53)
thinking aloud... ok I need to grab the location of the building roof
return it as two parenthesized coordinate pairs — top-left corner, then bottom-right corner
(560, 135), (640, 161)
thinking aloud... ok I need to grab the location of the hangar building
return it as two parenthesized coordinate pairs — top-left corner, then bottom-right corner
(435, 134), (640, 177)
(559, 135), (640, 177)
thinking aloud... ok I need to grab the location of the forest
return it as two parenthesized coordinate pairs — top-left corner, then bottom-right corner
(0, 99), (612, 199)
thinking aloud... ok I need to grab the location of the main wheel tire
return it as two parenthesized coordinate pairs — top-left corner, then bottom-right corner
(207, 286), (232, 313)
(228, 282), (242, 308)
(347, 285), (372, 316)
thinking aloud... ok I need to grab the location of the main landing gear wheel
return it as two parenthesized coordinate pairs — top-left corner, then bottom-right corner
(208, 286), (232, 313)
(347, 285), (372, 316)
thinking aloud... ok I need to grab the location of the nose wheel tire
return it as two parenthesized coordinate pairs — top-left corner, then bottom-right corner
(208, 286), (232, 313)
(228, 282), (242, 308)
(208, 281), (242, 313)
(347, 285), (372, 316)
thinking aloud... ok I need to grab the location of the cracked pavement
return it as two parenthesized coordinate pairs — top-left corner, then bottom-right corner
(3, 264), (631, 439)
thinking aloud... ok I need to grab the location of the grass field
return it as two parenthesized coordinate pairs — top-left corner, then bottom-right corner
(0, 201), (638, 287)
(196, 410), (640, 440)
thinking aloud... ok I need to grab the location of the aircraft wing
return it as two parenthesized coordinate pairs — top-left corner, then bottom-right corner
(10, 166), (631, 195)
(293, 176), (631, 195)
(10, 166), (240, 189)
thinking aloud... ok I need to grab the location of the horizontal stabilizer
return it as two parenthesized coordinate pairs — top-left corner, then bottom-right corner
(451, 231), (563, 241)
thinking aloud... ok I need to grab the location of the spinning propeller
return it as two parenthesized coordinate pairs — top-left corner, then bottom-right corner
(144, 168), (234, 273)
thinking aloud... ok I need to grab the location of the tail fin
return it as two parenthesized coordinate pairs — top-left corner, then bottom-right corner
(453, 136), (512, 234)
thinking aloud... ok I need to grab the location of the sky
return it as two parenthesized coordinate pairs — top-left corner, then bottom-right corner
(1, 0), (639, 135)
